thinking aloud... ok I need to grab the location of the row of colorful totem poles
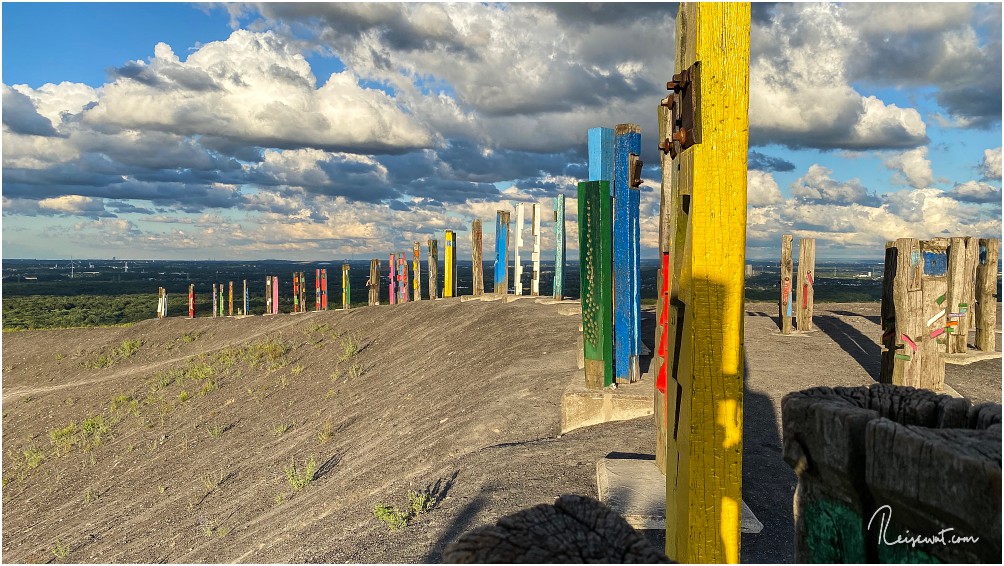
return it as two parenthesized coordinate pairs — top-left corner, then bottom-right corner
(577, 124), (644, 389)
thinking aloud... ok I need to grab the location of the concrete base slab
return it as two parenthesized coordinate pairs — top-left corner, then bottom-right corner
(561, 375), (652, 434)
(596, 457), (763, 534)
(503, 294), (535, 303)
(534, 298), (579, 305)
(944, 351), (1002, 365)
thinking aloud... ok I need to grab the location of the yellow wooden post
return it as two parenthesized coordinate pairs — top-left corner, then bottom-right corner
(663, 3), (749, 563)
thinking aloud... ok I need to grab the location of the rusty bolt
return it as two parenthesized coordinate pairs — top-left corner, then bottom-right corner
(660, 96), (674, 109)
(658, 138), (672, 154)
(672, 128), (688, 145)
(666, 71), (689, 91)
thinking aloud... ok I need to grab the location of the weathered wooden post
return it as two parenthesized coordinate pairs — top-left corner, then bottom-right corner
(388, 253), (396, 305)
(189, 284), (195, 318)
(531, 203), (541, 296)
(316, 268), (322, 311)
(368, 259), (380, 306)
(880, 238), (925, 386)
(157, 287), (167, 319)
(292, 272), (300, 313)
(272, 276), (279, 314)
(300, 272), (307, 312)
(218, 283), (224, 317)
(920, 239), (948, 390)
(472, 220), (484, 296)
(413, 242), (422, 301)
(780, 235), (794, 334)
(946, 237), (979, 353)
(444, 230), (457, 297)
(653, 98), (676, 474)
(342, 264), (351, 310)
(661, 4), (749, 563)
(796, 238), (815, 331)
(229, 281), (234, 316)
(398, 253), (408, 303)
(614, 123), (642, 383)
(629, 152), (642, 380)
(265, 277), (272, 315)
(975, 238), (999, 351)
(212, 283), (218, 318)
(428, 240), (439, 300)
(578, 180), (613, 389)
(553, 195), (566, 299)
(243, 279), (248, 316)
(514, 203), (525, 295)
(495, 211), (510, 294)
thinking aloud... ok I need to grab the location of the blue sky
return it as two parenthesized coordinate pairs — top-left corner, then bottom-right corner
(2, 2), (1001, 261)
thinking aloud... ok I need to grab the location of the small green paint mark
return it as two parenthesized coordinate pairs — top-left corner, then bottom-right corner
(936, 294), (946, 305)
(895, 353), (912, 361)
(945, 327), (954, 334)
(958, 303), (968, 308)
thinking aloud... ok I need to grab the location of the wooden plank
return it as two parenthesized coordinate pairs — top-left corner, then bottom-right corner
(444, 231), (457, 297)
(495, 211), (510, 294)
(654, 101), (674, 474)
(614, 123), (642, 383)
(368, 260), (380, 306)
(265, 277), (271, 315)
(891, 238), (923, 386)
(780, 235), (793, 334)
(293, 272), (299, 313)
(428, 240), (439, 300)
(472, 220), (484, 296)
(514, 203), (525, 295)
(272, 276), (279, 314)
(398, 253), (408, 303)
(243, 279), (248, 316)
(531, 203), (541, 296)
(951, 237), (980, 352)
(945, 237), (967, 354)
(663, 4), (749, 563)
(189, 284), (195, 318)
(389, 253), (396, 305)
(212, 283), (218, 318)
(920, 259), (947, 391)
(577, 180), (614, 388)
(413, 242), (423, 301)
(300, 272), (306, 312)
(975, 238), (999, 352)
(316, 268), (322, 311)
(553, 195), (566, 299)
(342, 264), (351, 310)
(588, 127), (615, 184)
(796, 238), (815, 331)
(228, 281), (233, 316)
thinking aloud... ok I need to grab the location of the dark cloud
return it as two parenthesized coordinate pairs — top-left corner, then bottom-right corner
(540, 3), (677, 28)
(2, 87), (58, 136)
(748, 150), (795, 172)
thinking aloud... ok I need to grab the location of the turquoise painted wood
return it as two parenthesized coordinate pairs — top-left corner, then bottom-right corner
(588, 127), (615, 185)
(553, 195), (566, 299)
(614, 124), (642, 383)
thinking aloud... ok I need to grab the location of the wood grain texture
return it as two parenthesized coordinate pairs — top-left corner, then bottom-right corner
(342, 264), (351, 310)
(653, 103), (675, 474)
(796, 238), (815, 331)
(946, 237), (967, 354)
(428, 240), (439, 300)
(413, 242), (422, 301)
(553, 195), (566, 299)
(780, 235), (793, 335)
(892, 238), (923, 386)
(664, 4), (749, 563)
(367, 261), (379, 306)
(188, 284), (195, 318)
(388, 253), (396, 305)
(614, 124), (642, 384)
(495, 211), (510, 294)
(975, 238), (999, 351)
(514, 203), (524, 296)
(212, 283), (218, 318)
(471, 221), (484, 296)
(577, 180), (614, 389)
(531, 203), (541, 297)
(243, 279), (248, 315)
(444, 231), (457, 298)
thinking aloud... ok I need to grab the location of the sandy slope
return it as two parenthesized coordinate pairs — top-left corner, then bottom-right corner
(2, 299), (1000, 563)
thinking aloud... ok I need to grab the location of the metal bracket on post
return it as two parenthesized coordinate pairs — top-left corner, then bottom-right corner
(658, 61), (702, 159)
(628, 153), (643, 188)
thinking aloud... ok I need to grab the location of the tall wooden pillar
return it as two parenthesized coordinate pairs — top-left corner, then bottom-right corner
(368, 260), (380, 306)
(413, 242), (422, 301)
(947, 237), (979, 353)
(531, 203), (541, 296)
(444, 230), (457, 297)
(428, 240), (439, 300)
(495, 211), (510, 294)
(920, 240), (948, 390)
(212, 283), (218, 318)
(614, 123), (642, 383)
(292, 272), (300, 313)
(662, 4), (749, 563)
(398, 253), (408, 303)
(388, 253), (396, 305)
(780, 235), (793, 334)
(189, 284), (195, 319)
(975, 238), (999, 352)
(316, 268), (322, 311)
(228, 281), (233, 316)
(553, 195), (566, 299)
(796, 238), (815, 331)
(578, 180), (613, 389)
(342, 264), (351, 310)
(472, 220), (484, 296)
(514, 203), (525, 295)
(265, 277), (271, 315)
(242, 279), (248, 316)
(271, 276), (279, 314)
(158, 287), (167, 319)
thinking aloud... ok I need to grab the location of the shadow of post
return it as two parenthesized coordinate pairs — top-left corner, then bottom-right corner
(813, 315), (882, 380)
